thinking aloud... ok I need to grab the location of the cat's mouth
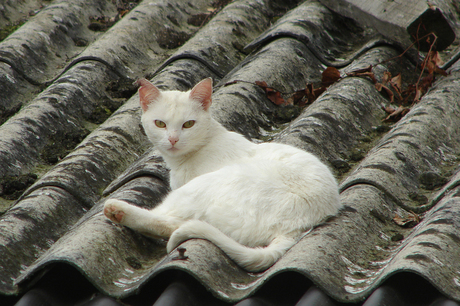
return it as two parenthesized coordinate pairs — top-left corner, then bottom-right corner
(168, 147), (179, 152)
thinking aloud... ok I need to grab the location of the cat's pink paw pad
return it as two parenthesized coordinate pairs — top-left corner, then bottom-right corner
(103, 200), (127, 223)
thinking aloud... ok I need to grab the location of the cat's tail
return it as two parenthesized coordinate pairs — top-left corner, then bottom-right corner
(166, 220), (296, 272)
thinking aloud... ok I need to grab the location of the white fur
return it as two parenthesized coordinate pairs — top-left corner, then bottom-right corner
(104, 78), (341, 272)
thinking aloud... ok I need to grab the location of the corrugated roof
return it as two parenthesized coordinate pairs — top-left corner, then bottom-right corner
(1, 0), (460, 305)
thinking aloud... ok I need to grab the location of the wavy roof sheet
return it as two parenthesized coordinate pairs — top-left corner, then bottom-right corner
(1, 0), (460, 305)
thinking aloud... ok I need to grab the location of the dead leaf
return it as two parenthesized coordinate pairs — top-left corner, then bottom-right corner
(382, 71), (391, 85)
(401, 84), (416, 104)
(426, 51), (442, 73)
(255, 80), (268, 88)
(375, 71), (389, 90)
(374, 72), (395, 102)
(435, 66), (448, 76)
(390, 73), (402, 100)
(346, 70), (377, 84)
(393, 211), (421, 227)
(267, 90), (286, 105)
(382, 106), (396, 114)
(411, 74), (435, 103)
(414, 86), (424, 103)
(289, 89), (308, 107)
(420, 74), (434, 90)
(251, 72), (337, 108)
(255, 81), (287, 105)
(383, 105), (410, 122)
(423, 51), (447, 76)
(312, 86), (327, 99)
(376, 84), (394, 102)
(390, 73), (401, 91)
(119, 9), (129, 17)
(322, 67), (341, 87)
(305, 84), (315, 101)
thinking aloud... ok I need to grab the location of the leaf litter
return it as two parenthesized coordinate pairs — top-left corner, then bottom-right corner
(393, 211), (422, 228)
(226, 33), (447, 124)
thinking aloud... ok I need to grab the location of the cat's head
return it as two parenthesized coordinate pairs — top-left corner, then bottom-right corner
(138, 78), (214, 157)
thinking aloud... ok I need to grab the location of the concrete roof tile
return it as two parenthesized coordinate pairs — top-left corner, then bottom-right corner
(1, 0), (460, 305)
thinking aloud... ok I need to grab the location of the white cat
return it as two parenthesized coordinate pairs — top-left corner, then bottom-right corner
(104, 78), (341, 272)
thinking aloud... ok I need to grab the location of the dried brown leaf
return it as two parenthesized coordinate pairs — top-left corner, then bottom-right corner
(383, 105), (410, 122)
(425, 54), (436, 75)
(390, 73), (402, 101)
(255, 80), (268, 88)
(413, 87), (423, 103)
(382, 71), (391, 85)
(119, 10), (129, 17)
(290, 90), (308, 106)
(322, 67), (341, 87)
(267, 91), (286, 106)
(347, 71), (377, 84)
(375, 83), (394, 102)
(312, 86), (326, 100)
(382, 106), (396, 114)
(421, 74), (434, 90)
(430, 51), (444, 69)
(384, 86), (395, 103)
(254, 81), (287, 105)
(435, 66), (448, 76)
(390, 73), (402, 92)
(393, 211), (421, 227)
(424, 51), (447, 76)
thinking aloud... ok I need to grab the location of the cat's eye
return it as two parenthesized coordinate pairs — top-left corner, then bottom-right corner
(183, 120), (195, 129)
(155, 120), (166, 128)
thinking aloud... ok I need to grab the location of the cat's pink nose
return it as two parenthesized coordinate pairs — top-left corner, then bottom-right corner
(169, 137), (179, 145)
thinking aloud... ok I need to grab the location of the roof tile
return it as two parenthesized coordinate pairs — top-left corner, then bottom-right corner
(1, 0), (460, 304)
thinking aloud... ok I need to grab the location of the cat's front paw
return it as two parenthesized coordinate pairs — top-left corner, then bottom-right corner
(104, 199), (130, 223)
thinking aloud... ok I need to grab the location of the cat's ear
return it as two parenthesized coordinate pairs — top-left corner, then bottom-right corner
(189, 78), (213, 111)
(137, 78), (161, 112)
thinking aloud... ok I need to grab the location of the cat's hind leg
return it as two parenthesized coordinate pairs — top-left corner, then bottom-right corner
(103, 199), (181, 239)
